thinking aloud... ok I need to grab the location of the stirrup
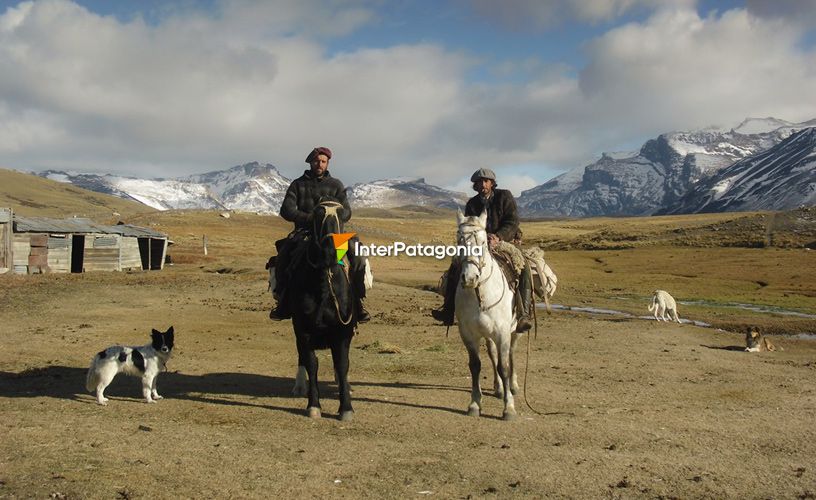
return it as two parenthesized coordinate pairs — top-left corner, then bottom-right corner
(269, 305), (291, 321)
(357, 305), (371, 323)
(515, 317), (532, 333)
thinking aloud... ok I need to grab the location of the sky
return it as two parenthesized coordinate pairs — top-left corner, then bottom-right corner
(1, 0), (815, 195)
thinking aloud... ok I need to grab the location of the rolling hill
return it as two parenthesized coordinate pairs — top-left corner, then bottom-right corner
(0, 167), (156, 219)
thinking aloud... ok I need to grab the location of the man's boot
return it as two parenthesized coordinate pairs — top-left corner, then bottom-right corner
(431, 261), (459, 326)
(356, 298), (371, 323)
(350, 264), (371, 324)
(515, 264), (533, 333)
(269, 290), (291, 320)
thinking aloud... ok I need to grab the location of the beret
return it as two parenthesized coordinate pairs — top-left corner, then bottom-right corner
(306, 147), (332, 163)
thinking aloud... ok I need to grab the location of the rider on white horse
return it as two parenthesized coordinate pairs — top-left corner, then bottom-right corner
(432, 168), (534, 333)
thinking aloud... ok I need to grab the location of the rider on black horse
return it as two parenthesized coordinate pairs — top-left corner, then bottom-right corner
(431, 168), (534, 333)
(270, 146), (370, 323)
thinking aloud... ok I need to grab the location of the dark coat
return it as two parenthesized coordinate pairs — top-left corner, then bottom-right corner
(464, 188), (521, 242)
(280, 170), (351, 230)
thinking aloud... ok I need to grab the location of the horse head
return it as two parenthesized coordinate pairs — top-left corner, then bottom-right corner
(456, 209), (488, 289)
(311, 199), (346, 266)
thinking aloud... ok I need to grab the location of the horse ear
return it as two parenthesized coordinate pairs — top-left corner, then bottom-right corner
(478, 210), (487, 228)
(456, 208), (465, 225)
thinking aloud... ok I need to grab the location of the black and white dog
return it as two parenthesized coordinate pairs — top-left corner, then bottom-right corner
(85, 327), (175, 405)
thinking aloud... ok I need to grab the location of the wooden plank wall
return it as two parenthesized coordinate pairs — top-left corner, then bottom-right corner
(47, 235), (71, 273)
(12, 234), (30, 274)
(0, 224), (9, 272)
(84, 234), (120, 271)
(28, 234), (48, 273)
(120, 237), (142, 270)
(0, 208), (10, 272)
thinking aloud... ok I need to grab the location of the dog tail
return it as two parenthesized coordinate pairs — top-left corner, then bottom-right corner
(86, 353), (101, 392)
(648, 296), (657, 312)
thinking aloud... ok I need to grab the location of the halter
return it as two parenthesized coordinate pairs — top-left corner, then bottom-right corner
(458, 221), (507, 311)
(313, 200), (345, 244)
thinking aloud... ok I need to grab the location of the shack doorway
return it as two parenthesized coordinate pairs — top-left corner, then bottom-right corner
(71, 235), (84, 273)
(138, 237), (150, 270)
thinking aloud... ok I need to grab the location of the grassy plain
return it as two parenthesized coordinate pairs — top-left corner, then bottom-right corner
(1, 189), (816, 498)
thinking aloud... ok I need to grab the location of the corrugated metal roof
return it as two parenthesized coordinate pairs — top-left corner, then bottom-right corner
(13, 216), (166, 238)
(114, 224), (167, 238)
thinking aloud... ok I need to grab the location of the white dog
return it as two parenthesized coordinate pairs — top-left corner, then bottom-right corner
(648, 290), (680, 322)
(86, 327), (174, 405)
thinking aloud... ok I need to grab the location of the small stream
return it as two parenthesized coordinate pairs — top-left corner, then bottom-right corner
(537, 302), (816, 339)
(677, 299), (816, 319)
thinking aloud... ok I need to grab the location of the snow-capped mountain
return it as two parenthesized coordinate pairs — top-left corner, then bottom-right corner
(663, 127), (816, 214)
(347, 177), (468, 209)
(40, 170), (226, 210)
(181, 163), (291, 214)
(41, 162), (290, 214)
(518, 117), (816, 217)
(39, 166), (466, 214)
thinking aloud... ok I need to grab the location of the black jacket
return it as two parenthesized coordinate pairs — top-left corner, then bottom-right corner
(280, 170), (351, 229)
(464, 188), (521, 242)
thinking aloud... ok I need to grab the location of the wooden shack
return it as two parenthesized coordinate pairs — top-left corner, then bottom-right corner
(1, 208), (169, 274)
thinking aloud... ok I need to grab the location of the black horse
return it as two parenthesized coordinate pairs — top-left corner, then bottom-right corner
(288, 200), (358, 421)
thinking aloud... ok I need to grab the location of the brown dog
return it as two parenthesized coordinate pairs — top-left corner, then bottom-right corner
(745, 326), (777, 352)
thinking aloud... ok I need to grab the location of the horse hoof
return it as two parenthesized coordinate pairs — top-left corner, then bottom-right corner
(467, 407), (480, 417)
(502, 411), (517, 421)
(339, 411), (354, 422)
(307, 407), (322, 419)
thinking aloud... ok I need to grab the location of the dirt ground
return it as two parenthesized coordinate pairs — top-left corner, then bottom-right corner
(1, 259), (815, 499)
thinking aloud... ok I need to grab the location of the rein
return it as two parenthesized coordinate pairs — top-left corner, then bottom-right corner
(459, 226), (507, 313)
(312, 200), (355, 326)
(327, 267), (354, 325)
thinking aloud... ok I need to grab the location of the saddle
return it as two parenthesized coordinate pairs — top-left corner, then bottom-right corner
(490, 248), (520, 292)
(490, 241), (526, 291)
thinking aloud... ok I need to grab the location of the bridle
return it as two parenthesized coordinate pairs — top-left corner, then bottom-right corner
(309, 200), (354, 326)
(458, 222), (507, 312)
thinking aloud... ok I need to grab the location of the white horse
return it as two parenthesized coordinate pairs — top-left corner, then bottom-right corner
(455, 209), (520, 420)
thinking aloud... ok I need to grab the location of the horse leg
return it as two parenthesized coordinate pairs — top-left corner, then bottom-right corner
(497, 336), (517, 421)
(304, 348), (321, 419)
(330, 336), (354, 422)
(293, 335), (309, 397)
(509, 332), (520, 395)
(485, 338), (504, 398)
(464, 339), (483, 417)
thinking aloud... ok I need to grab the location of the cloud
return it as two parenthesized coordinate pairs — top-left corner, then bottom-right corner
(0, 0), (468, 180)
(578, 7), (816, 133)
(744, 0), (816, 26)
(462, 0), (695, 28)
(0, 0), (815, 192)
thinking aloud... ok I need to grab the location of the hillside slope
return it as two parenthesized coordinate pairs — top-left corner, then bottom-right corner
(0, 168), (155, 219)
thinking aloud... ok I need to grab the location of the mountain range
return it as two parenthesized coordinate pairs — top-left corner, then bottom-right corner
(32, 117), (816, 217)
(39, 164), (469, 215)
(517, 117), (816, 217)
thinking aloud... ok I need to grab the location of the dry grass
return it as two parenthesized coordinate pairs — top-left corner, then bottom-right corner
(121, 207), (816, 336)
(2, 172), (816, 498)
